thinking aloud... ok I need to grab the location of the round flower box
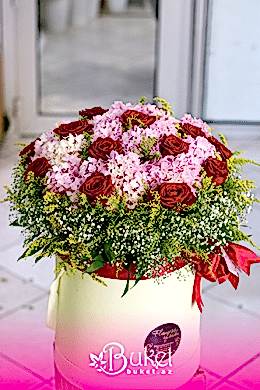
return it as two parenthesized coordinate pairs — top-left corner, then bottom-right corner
(48, 264), (200, 389)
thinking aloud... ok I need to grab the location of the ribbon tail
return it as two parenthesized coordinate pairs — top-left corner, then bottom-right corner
(225, 243), (260, 275)
(228, 273), (239, 289)
(192, 273), (204, 312)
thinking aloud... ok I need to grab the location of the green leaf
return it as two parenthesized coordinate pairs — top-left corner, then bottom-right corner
(84, 254), (105, 273)
(18, 239), (51, 261)
(10, 219), (21, 227)
(104, 241), (114, 264)
(130, 270), (146, 290)
(34, 242), (53, 263)
(17, 248), (30, 261)
(121, 263), (130, 298)
(90, 250), (98, 258)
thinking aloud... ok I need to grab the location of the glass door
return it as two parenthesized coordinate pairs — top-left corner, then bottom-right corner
(16, 0), (158, 135)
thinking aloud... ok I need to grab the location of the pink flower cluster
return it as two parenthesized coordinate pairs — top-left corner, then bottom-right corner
(28, 101), (218, 207)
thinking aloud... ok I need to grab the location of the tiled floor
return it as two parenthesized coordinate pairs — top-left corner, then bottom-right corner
(1, 126), (259, 389)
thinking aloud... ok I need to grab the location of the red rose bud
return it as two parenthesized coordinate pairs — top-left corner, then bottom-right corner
(24, 157), (51, 181)
(54, 120), (94, 138)
(202, 157), (229, 185)
(88, 137), (123, 161)
(79, 107), (108, 119)
(19, 139), (39, 165)
(180, 123), (205, 138)
(159, 183), (196, 210)
(207, 136), (232, 160)
(120, 110), (156, 128)
(160, 134), (189, 157)
(79, 172), (114, 206)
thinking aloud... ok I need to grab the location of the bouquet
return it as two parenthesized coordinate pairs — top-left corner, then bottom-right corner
(4, 98), (260, 310)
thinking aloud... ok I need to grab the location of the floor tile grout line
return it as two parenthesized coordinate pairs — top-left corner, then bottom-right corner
(240, 306), (260, 321)
(0, 291), (49, 320)
(206, 352), (260, 390)
(202, 283), (219, 294)
(0, 351), (51, 382)
(0, 263), (51, 292)
(26, 376), (54, 390)
(205, 291), (260, 320)
(226, 378), (252, 390)
(208, 379), (250, 390)
(202, 366), (222, 380)
(204, 291), (243, 309)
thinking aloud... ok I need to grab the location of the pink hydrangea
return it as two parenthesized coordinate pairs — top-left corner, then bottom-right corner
(32, 101), (221, 207)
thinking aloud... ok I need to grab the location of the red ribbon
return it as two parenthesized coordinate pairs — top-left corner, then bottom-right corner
(192, 243), (260, 312)
(95, 242), (260, 313)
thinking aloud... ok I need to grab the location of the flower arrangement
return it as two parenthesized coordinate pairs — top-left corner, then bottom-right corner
(4, 98), (260, 310)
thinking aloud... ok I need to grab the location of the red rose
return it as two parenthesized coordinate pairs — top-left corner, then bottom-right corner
(88, 137), (123, 161)
(180, 123), (205, 138)
(79, 106), (108, 119)
(19, 139), (39, 165)
(207, 136), (232, 160)
(24, 157), (51, 181)
(160, 134), (189, 157)
(202, 157), (229, 185)
(54, 120), (94, 138)
(159, 183), (196, 210)
(120, 110), (156, 128)
(79, 172), (114, 206)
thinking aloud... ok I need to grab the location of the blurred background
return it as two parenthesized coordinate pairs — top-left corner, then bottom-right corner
(0, 1), (260, 389)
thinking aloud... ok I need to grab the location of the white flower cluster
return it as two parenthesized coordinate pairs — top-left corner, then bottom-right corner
(34, 131), (86, 166)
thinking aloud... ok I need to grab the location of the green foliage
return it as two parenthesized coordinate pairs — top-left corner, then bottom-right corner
(138, 96), (147, 105)
(124, 114), (146, 130)
(81, 132), (94, 160)
(83, 254), (105, 273)
(153, 97), (174, 115)
(132, 134), (161, 160)
(218, 133), (228, 146)
(3, 118), (260, 289)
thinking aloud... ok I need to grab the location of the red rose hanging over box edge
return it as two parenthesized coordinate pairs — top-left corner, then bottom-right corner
(4, 98), (260, 310)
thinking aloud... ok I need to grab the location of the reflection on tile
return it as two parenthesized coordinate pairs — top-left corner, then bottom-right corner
(231, 356), (260, 390)
(0, 297), (55, 379)
(0, 269), (47, 315)
(0, 356), (42, 389)
(200, 295), (260, 377)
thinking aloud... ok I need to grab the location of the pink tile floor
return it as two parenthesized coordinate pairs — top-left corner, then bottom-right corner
(0, 128), (259, 389)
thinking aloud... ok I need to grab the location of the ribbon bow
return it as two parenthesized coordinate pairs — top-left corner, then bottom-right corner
(192, 243), (260, 312)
